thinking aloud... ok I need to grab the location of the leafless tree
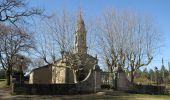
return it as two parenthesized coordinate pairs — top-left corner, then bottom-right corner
(36, 11), (75, 64)
(96, 10), (128, 72)
(35, 11), (75, 82)
(36, 11), (96, 83)
(125, 13), (161, 83)
(0, 0), (42, 25)
(11, 54), (31, 73)
(0, 23), (34, 85)
(0, 0), (43, 85)
(97, 9), (162, 83)
(30, 58), (45, 68)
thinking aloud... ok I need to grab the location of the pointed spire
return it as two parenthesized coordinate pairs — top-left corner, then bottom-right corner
(75, 11), (87, 54)
(76, 11), (85, 30)
(77, 11), (83, 22)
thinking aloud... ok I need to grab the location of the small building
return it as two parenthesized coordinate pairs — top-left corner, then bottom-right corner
(29, 64), (52, 84)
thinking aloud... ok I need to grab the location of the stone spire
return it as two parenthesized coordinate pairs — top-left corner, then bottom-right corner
(75, 13), (87, 54)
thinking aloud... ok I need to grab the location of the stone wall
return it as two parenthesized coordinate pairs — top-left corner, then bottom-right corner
(13, 70), (101, 95)
(12, 83), (78, 95)
(117, 71), (133, 91)
(78, 71), (101, 93)
(116, 71), (166, 94)
(135, 84), (166, 94)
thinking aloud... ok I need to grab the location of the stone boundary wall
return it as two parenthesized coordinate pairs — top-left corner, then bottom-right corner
(12, 71), (101, 95)
(135, 84), (166, 94)
(12, 83), (98, 95)
(12, 83), (79, 95)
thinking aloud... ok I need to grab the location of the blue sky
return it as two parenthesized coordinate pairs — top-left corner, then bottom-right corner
(30, 0), (170, 70)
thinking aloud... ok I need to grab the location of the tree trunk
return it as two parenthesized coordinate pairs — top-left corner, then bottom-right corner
(130, 73), (134, 83)
(5, 70), (11, 86)
(114, 72), (118, 90)
(130, 67), (134, 83)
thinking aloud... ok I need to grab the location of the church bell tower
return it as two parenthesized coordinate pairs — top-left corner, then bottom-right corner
(75, 13), (87, 54)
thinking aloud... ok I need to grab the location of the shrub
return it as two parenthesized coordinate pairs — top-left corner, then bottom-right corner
(101, 84), (111, 89)
(0, 69), (5, 79)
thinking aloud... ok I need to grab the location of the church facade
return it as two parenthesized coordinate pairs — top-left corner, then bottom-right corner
(29, 14), (101, 92)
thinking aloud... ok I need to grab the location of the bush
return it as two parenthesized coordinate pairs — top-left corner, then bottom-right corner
(101, 84), (111, 89)
(0, 69), (5, 79)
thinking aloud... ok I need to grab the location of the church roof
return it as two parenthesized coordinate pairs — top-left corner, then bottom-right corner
(28, 64), (50, 75)
(28, 59), (62, 74)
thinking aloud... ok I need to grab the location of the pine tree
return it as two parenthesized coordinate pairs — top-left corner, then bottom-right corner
(160, 58), (165, 81)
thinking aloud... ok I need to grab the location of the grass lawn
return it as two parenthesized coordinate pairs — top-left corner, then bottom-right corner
(0, 79), (6, 88)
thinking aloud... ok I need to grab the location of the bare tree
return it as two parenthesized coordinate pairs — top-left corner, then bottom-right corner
(0, 24), (34, 85)
(30, 58), (45, 68)
(96, 10), (128, 72)
(35, 11), (75, 82)
(97, 9), (161, 83)
(125, 14), (161, 83)
(36, 11), (96, 83)
(11, 54), (32, 73)
(36, 11), (75, 64)
(0, 0), (43, 85)
(0, 0), (42, 25)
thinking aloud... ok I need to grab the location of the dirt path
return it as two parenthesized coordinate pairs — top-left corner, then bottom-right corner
(0, 87), (11, 100)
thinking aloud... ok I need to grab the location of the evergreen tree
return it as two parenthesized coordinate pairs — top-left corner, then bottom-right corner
(160, 58), (165, 83)
(160, 58), (169, 84)
(154, 66), (159, 84)
(168, 62), (170, 83)
(168, 62), (170, 76)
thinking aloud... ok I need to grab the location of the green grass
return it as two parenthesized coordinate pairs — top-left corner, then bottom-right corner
(0, 79), (6, 81)
(0, 79), (6, 88)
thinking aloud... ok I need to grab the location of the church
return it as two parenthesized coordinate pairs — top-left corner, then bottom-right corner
(29, 13), (101, 90)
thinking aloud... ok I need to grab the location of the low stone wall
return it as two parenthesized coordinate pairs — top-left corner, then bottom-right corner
(12, 70), (101, 95)
(135, 85), (166, 94)
(12, 83), (79, 95)
(12, 82), (98, 95)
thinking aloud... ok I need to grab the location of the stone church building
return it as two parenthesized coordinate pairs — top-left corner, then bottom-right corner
(29, 14), (101, 92)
